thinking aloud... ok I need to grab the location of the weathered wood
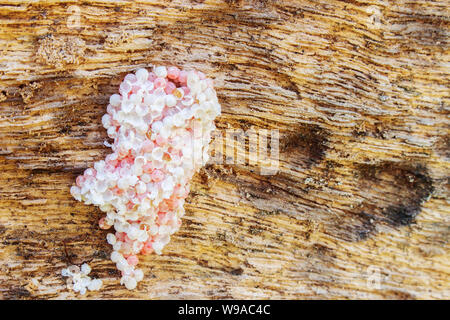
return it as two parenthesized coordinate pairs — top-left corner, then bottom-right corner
(0, 0), (449, 299)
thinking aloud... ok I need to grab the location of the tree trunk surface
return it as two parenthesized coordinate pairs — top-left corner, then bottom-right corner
(0, 0), (448, 299)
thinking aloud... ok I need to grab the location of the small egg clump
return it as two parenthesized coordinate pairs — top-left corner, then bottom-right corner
(70, 66), (221, 290)
(61, 263), (103, 295)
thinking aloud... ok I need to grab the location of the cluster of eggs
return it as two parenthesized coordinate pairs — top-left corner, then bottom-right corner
(70, 66), (221, 289)
(61, 264), (103, 294)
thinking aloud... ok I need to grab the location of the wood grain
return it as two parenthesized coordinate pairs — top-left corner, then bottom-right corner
(0, 0), (448, 299)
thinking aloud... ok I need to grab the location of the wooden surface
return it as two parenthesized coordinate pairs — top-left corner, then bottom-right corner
(0, 0), (449, 299)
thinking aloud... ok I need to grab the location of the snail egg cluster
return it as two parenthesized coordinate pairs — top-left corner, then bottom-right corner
(61, 263), (103, 294)
(70, 66), (221, 290)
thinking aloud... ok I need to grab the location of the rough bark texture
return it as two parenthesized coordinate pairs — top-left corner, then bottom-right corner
(0, 0), (449, 299)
